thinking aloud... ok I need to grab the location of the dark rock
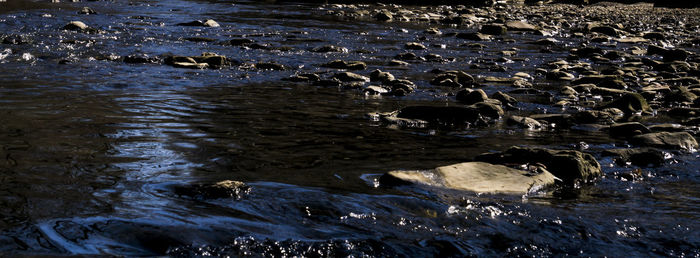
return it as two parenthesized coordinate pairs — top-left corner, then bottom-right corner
(480, 24), (507, 35)
(254, 62), (287, 70)
(630, 132), (698, 151)
(590, 26), (619, 37)
(313, 78), (343, 87)
(78, 6), (96, 15)
(456, 89), (488, 105)
(363, 85), (389, 95)
(474, 146), (602, 184)
(124, 54), (160, 64)
(369, 70), (395, 83)
(492, 91), (517, 106)
(646, 45), (667, 56)
(283, 73), (320, 82)
(395, 52), (418, 60)
(177, 19), (220, 27)
(601, 93), (651, 114)
(312, 45), (348, 53)
(572, 47), (604, 58)
(664, 87), (698, 104)
(430, 71), (475, 87)
(608, 122), (652, 138)
(184, 37), (216, 42)
(663, 49), (691, 62)
(602, 148), (666, 167)
(396, 106), (484, 126)
(470, 102), (504, 120)
(572, 108), (624, 124)
(173, 180), (249, 199)
(321, 60), (367, 70)
(643, 32), (665, 41)
(375, 10), (393, 21)
(1, 34), (30, 45)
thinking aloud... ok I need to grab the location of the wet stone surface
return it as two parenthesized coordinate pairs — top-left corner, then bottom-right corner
(0, 0), (699, 256)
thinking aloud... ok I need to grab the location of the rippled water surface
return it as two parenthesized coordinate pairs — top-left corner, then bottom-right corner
(0, 0), (699, 256)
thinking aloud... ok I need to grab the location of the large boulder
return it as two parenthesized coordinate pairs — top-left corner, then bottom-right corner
(630, 132), (698, 151)
(380, 162), (555, 194)
(475, 146), (602, 184)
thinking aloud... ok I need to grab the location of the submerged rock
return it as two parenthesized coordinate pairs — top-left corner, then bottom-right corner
(177, 19), (220, 27)
(321, 60), (366, 70)
(602, 148), (666, 167)
(380, 162), (555, 194)
(173, 180), (249, 199)
(312, 45), (348, 53)
(475, 146), (602, 184)
(630, 132), (698, 151)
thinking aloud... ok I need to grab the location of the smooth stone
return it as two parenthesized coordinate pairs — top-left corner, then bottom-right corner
(369, 69), (395, 83)
(507, 116), (543, 129)
(171, 62), (209, 69)
(404, 42), (427, 50)
(456, 89), (488, 105)
(333, 72), (369, 82)
(455, 32), (492, 41)
(312, 45), (348, 53)
(380, 162), (555, 194)
(608, 122), (652, 138)
(63, 21), (88, 31)
(602, 148), (666, 167)
(505, 20), (538, 31)
(173, 180), (249, 199)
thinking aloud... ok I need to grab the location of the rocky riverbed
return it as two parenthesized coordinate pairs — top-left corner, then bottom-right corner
(0, 0), (699, 256)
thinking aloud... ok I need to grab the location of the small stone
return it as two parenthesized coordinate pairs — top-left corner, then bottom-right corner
(388, 60), (409, 66)
(456, 32), (492, 41)
(404, 42), (426, 50)
(63, 21), (88, 31)
(369, 69), (395, 83)
(333, 72), (369, 82)
(507, 116), (542, 129)
(312, 45), (348, 53)
(78, 7), (96, 15)
(321, 60), (367, 70)
(254, 62), (286, 70)
(173, 180), (249, 199)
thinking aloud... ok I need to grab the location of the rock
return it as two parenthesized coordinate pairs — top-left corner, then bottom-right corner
(312, 45), (348, 53)
(590, 26), (619, 37)
(647, 45), (667, 56)
(369, 70), (395, 83)
(505, 20), (538, 31)
(1, 34), (30, 45)
(404, 42), (426, 50)
(375, 10), (393, 21)
(283, 73), (320, 82)
(602, 148), (666, 167)
(177, 19), (220, 27)
(643, 32), (665, 41)
(608, 122), (652, 138)
(507, 116), (543, 129)
(333, 72), (369, 82)
(364, 85), (389, 95)
(395, 52), (418, 60)
(379, 162), (555, 194)
(664, 87), (697, 104)
(123, 54), (159, 64)
(480, 24), (507, 35)
(254, 62), (286, 70)
(471, 102), (504, 120)
(492, 91), (517, 106)
(388, 59), (409, 66)
(456, 89), (488, 105)
(455, 32), (492, 41)
(171, 62), (209, 69)
(63, 21), (87, 30)
(321, 60), (367, 70)
(572, 108), (624, 124)
(78, 6), (96, 15)
(430, 71), (475, 88)
(173, 180), (249, 199)
(663, 49), (691, 62)
(631, 132), (698, 151)
(601, 93), (651, 114)
(184, 37), (216, 42)
(475, 146), (602, 184)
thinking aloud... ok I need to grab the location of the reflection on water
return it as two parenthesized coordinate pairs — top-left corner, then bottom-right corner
(0, 0), (698, 256)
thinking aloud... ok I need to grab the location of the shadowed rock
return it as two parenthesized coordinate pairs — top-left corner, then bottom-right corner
(631, 132), (698, 151)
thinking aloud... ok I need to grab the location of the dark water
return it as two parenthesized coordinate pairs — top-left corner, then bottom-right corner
(0, 0), (699, 256)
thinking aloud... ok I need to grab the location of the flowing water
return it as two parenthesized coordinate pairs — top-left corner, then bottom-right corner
(0, 0), (699, 256)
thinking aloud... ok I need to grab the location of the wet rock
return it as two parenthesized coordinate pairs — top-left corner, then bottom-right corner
(663, 49), (690, 62)
(546, 70), (575, 81)
(1, 34), (30, 45)
(456, 89), (488, 105)
(184, 37), (216, 43)
(333, 72), (369, 82)
(643, 32), (665, 41)
(664, 87), (697, 104)
(369, 69), (395, 83)
(492, 91), (517, 106)
(321, 60), (366, 70)
(404, 42), (426, 50)
(630, 132), (698, 151)
(590, 26), (619, 37)
(430, 71), (475, 88)
(387, 79), (416, 96)
(455, 32), (491, 41)
(363, 85), (389, 95)
(375, 10), (393, 21)
(283, 73), (320, 82)
(230, 38), (255, 46)
(171, 62), (209, 69)
(380, 162), (555, 194)
(313, 78), (343, 87)
(479, 24), (507, 35)
(572, 108), (624, 124)
(602, 148), (666, 167)
(255, 62), (287, 70)
(312, 45), (348, 53)
(394, 52), (418, 60)
(646, 45), (667, 56)
(177, 19), (220, 27)
(475, 146), (602, 184)
(505, 20), (538, 31)
(601, 93), (651, 114)
(123, 54), (160, 64)
(78, 6), (96, 15)
(63, 21), (97, 33)
(387, 59), (409, 66)
(507, 116), (543, 129)
(173, 180), (249, 199)
(608, 122), (652, 138)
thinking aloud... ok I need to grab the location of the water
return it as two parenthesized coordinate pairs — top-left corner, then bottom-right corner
(0, 0), (699, 256)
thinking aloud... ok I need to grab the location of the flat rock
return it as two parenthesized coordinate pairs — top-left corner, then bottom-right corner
(380, 162), (555, 194)
(505, 20), (538, 31)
